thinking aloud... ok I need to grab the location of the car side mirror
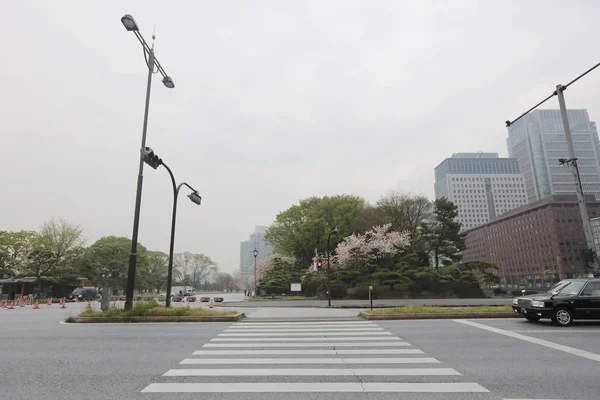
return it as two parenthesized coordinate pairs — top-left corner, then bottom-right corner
(551, 291), (559, 296)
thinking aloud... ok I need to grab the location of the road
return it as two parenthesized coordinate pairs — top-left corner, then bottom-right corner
(1, 303), (599, 400)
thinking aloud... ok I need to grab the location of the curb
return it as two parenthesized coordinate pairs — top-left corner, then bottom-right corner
(360, 312), (518, 320)
(72, 313), (243, 323)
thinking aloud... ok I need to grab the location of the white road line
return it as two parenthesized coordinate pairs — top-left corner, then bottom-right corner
(192, 349), (424, 355)
(511, 330), (600, 333)
(227, 325), (379, 329)
(218, 332), (392, 337)
(164, 368), (460, 376)
(211, 336), (401, 342)
(455, 319), (600, 363)
(223, 328), (385, 332)
(142, 382), (488, 393)
(180, 357), (440, 364)
(232, 322), (375, 326)
(203, 341), (411, 347)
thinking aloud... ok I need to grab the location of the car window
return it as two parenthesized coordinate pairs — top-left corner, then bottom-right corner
(581, 282), (600, 296)
(555, 281), (586, 296)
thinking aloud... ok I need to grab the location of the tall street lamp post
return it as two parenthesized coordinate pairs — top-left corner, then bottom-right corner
(141, 147), (201, 308)
(326, 227), (339, 307)
(121, 14), (176, 310)
(253, 248), (258, 297)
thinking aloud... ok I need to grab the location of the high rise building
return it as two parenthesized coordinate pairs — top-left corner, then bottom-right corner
(507, 109), (600, 202)
(463, 195), (600, 288)
(239, 226), (274, 282)
(434, 153), (528, 231)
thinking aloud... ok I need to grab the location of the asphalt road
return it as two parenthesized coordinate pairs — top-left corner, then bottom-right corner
(223, 298), (513, 308)
(2, 303), (599, 400)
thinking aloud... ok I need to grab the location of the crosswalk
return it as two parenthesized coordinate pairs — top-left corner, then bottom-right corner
(141, 320), (493, 397)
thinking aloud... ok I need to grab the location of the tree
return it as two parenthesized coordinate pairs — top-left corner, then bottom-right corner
(255, 253), (298, 294)
(421, 198), (465, 269)
(144, 251), (169, 293)
(265, 195), (366, 266)
(376, 191), (432, 242)
(0, 231), (37, 278)
(215, 272), (236, 292)
(81, 236), (149, 290)
(173, 252), (217, 289)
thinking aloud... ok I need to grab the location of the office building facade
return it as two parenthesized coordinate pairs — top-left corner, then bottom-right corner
(434, 153), (527, 231)
(463, 195), (600, 288)
(239, 226), (274, 282)
(507, 109), (600, 202)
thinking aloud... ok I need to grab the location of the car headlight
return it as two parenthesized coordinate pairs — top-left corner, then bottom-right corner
(531, 301), (545, 308)
(513, 298), (518, 305)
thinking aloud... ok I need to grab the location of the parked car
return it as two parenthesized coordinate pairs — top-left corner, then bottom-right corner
(200, 297), (210, 302)
(512, 278), (600, 326)
(213, 297), (224, 303)
(171, 295), (184, 302)
(187, 296), (196, 302)
(68, 287), (98, 302)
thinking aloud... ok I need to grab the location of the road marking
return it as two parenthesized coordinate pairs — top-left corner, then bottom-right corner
(511, 330), (600, 333)
(203, 341), (411, 347)
(164, 367), (460, 376)
(142, 382), (488, 393)
(180, 357), (440, 364)
(232, 321), (374, 326)
(227, 325), (379, 329)
(218, 332), (392, 337)
(211, 336), (401, 342)
(223, 328), (385, 332)
(192, 349), (424, 355)
(455, 319), (600, 363)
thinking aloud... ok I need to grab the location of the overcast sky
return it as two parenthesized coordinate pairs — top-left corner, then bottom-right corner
(3, 1), (600, 273)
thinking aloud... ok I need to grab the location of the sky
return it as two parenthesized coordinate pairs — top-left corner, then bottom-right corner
(3, 1), (600, 273)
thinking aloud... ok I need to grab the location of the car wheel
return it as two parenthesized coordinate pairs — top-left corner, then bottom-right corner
(525, 315), (540, 322)
(552, 307), (573, 327)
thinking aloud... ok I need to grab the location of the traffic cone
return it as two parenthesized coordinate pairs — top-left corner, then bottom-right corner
(87, 300), (91, 309)
(3, 300), (6, 309)
(9, 301), (15, 309)
(33, 300), (39, 310)
(47, 298), (52, 306)
(20, 297), (25, 307)
(60, 298), (67, 309)
(186, 300), (190, 309)
(75, 296), (79, 303)
(112, 300), (116, 309)
(209, 299), (214, 309)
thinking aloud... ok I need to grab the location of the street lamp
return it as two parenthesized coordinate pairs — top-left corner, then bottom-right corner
(141, 147), (201, 307)
(253, 248), (258, 297)
(326, 227), (339, 307)
(122, 14), (175, 310)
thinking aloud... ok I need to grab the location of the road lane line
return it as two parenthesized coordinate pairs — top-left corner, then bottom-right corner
(180, 357), (440, 364)
(141, 382), (488, 393)
(232, 322), (374, 326)
(511, 330), (600, 333)
(211, 336), (401, 342)
(202, 341), (411, 347)
(217, 332), (392, 337)
(164, 367), (460, 376)
(223, 328), (385, 332)
(227, 325), (379, 329)
(192, 349), (424, 355)
(455, 319), (600, 363)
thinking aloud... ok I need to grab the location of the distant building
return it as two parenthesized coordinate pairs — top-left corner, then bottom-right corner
(239, 226), (274, 282)
(507, 109), (600, 202)
(591, 217), (600, 256)
(463, 195), (600, 289)
(434, 153), (527, 231)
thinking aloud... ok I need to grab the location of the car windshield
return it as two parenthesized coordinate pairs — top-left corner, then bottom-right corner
(71, 288), (83, 295)
(550, 281), (587, 296)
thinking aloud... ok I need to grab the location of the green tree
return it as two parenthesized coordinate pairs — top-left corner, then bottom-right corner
(265, 195), (366, 266)
(144, 251), (169, 293)
(0, 231), (37, 278)
(372, 268), (411, 289)
(82, 236), (149, 290)
(421, 198), (465, 269)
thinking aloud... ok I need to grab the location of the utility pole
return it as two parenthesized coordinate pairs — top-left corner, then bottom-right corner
(556, 85), (599, 276)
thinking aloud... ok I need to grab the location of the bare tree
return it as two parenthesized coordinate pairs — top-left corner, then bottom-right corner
(376, 191), (432, 241)
(173, 252), (217, 290)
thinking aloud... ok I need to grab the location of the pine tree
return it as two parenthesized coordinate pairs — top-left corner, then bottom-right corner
(421, 198), (465, 269)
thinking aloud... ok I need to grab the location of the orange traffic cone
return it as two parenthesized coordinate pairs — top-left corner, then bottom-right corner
(112, 300), (116, 309)
(186, 300), (191, 309)
(33, 300), (39, 310)
(87, 300), (91, 309)
(60, 298), (67, 309)
(47, 298), (52, 306)
(2, 300), (6, 309)
(75, 296), (79, 303)
(9, 301), (15, 309)
(20, 297), (26, 307)
(209, 299), (214, 309)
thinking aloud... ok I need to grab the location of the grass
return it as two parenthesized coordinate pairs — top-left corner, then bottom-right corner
(366, 305), (513, 314)
(77, 301), (237, 318)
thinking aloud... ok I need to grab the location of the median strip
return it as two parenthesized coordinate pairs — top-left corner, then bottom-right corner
(360, 305), (517, 320)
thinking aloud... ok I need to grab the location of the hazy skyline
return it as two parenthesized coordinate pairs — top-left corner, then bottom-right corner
(3, 1), (600, 272)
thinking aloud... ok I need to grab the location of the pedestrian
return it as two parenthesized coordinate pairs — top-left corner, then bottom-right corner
(9, 290), (15, 301)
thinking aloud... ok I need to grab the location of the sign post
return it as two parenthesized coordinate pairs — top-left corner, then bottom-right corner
(290, 283), (302, 296)
(368, 283), (374, 310)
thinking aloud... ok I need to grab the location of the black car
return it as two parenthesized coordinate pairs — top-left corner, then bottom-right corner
(69, 286), (98, 302)
(512, 278), (600, 326)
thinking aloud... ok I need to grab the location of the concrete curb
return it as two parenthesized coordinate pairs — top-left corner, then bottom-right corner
(360, 312), (518, 320)
(73, 313), (243, 323)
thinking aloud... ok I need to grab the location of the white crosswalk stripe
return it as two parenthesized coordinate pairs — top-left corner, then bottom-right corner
(141, 320), (491, 395)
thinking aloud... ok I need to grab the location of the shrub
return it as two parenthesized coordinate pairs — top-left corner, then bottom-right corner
(316, 281), (347, 299)
(350, 284), (377, 300)
(493, 288), (507, 296)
